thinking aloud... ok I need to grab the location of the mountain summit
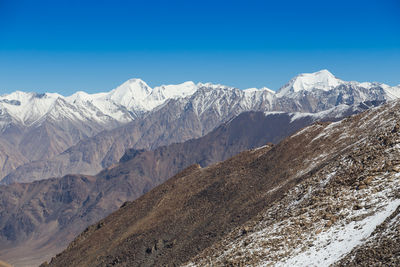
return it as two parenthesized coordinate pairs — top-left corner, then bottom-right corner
(277, 69), (343, 96)
(108, 78), (152, 110)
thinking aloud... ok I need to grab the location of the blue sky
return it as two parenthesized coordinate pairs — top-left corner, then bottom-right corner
(0, 0), (399, 95)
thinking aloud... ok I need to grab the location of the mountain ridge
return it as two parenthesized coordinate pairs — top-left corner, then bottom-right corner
(0, 70), (398, 183)
(2, 69), (399, 126)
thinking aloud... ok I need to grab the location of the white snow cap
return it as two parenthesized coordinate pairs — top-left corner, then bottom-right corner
(278, 69), (343, 96)
(108, 78), (152, 106)
(150, 81), (197, 101)
(2, 73), (399, 126)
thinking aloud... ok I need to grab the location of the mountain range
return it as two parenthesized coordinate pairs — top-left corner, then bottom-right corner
(0, 69), (399, 266)
(0, 69), (398, 184)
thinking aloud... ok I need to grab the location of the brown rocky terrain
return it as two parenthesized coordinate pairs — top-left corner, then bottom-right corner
(42, 100), (400, 266)
(0, 110), (322, 267)
(187, 101), (400, 266)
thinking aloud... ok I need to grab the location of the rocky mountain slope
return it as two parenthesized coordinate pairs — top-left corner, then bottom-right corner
(1, 70), (399, 183)
(0, 109), (341, 267)
(42, 99), (400, 266)
(275, 70), (400, 113)
(188, 102), (400, 267)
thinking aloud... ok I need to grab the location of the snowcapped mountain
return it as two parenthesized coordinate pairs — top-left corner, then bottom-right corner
(1, 69), (398, 128)
(274, 69), (399, 113)
(0, 79), (260, 130)
(0, 80), (269, 181)
(0, 70), (399, 182)
(0, 79), (195, 127)
(277, 69), (400, 99)
(277, 69), (343, 96)
(146, 81), (198, 108)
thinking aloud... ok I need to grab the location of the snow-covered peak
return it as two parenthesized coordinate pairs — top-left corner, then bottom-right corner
(0, 91), (63, 124)
(243, 88), (258, 93)
(197, 82), (232, 90)
(278, 69), (343, 96)
(140, 81), (198, 110)
(151, 81), (197, 100)
(1, 73), (398, 128)
(0, 91), (62, 103)
(108, 78), (152, 108)
(0, 90), (34, 101)
(260, 87), (275, 94)
(67, 91), (93, 103)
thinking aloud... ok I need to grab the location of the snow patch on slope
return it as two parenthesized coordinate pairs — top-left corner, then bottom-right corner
(280, 190), (400, 267)
(289, 104), (354, 123)
(384, 85), (400, 100)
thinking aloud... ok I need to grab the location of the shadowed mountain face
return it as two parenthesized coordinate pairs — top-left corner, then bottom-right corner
(41, 100), (400, 267)
(0, 110), (342, 267)
(0, 117), (124, 180)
